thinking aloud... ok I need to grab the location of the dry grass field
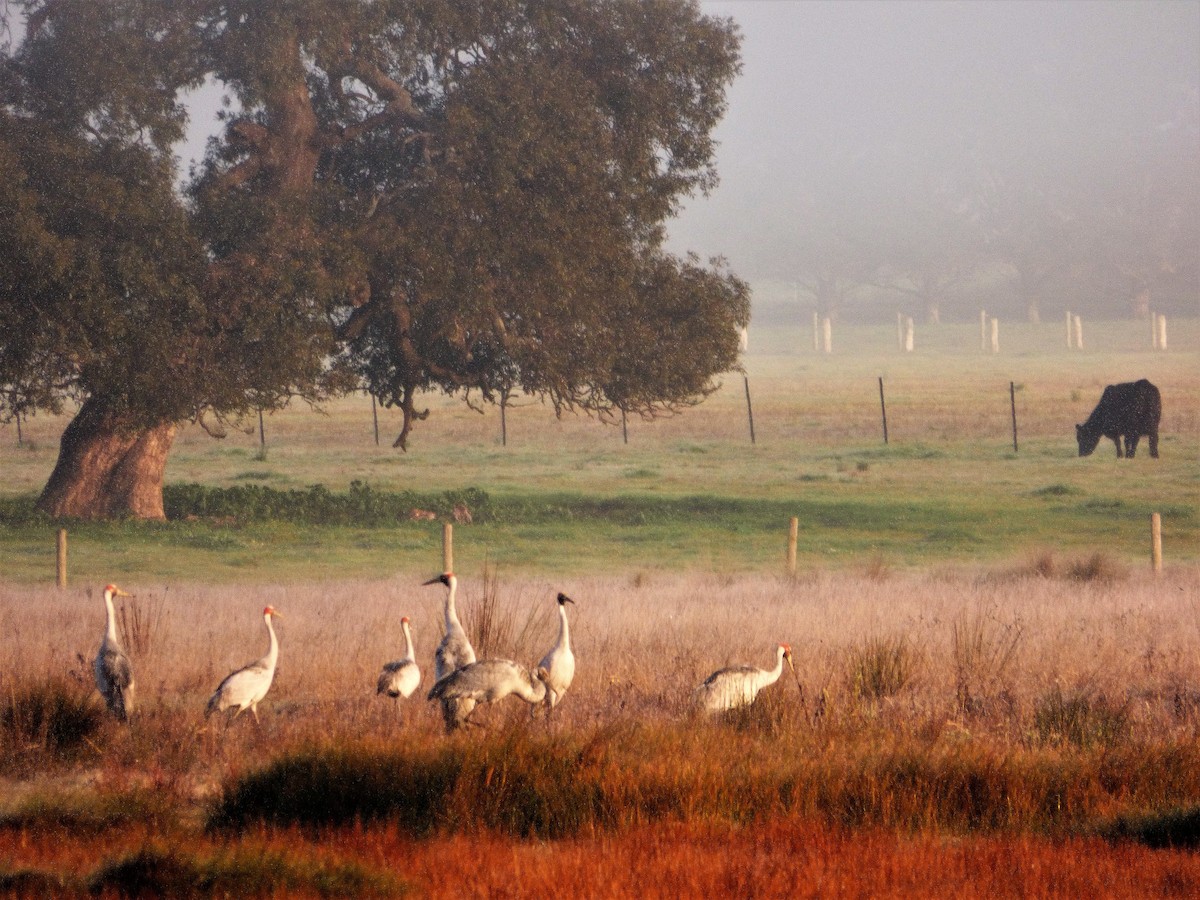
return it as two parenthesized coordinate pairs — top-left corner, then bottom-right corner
(1, 320), (1198, 895)
(3, 566), (1200, 896)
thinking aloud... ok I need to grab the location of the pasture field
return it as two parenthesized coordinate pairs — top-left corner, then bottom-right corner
(1, 319), (1197, 583)
(1, 319), (1198, 896)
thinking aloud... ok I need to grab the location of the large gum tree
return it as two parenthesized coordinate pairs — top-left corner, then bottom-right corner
(0, 0), (748, 519)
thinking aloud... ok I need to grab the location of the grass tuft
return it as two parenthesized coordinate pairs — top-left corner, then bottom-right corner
(0, 677), (104, 769)
(1065, 552), (1128, 583)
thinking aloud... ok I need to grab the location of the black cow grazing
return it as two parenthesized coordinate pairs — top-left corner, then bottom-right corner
(1076, 379), (1161, 459)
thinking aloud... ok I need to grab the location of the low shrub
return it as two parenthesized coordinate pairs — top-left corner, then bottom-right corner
(1099, 806), (1200, 849)
(162, 481), (491, 526)
(211, 729), (608, 839)
(88, 846), (403, 898)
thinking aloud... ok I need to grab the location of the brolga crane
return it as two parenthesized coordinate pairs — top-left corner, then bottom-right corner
(426, 572), (477, 724)
(205, 606), (283, 724)
(427, 659), (549, 732)
(538, 593), (576, 716)
(94, 584), (135, 722)
(695, 643), (795, 713)
(377, 616), (421, 704)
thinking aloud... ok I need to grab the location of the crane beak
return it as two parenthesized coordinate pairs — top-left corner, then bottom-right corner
(114, 587), (133, 598)
(423, 575), (448, 586)
(558, 593), (575, 605)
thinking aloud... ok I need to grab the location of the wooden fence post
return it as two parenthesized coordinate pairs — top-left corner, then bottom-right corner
(442, 522), (453, 573)
(1151, 512), (1162, 575)
(787, 517), (798, 576)
(1009, 382), (1019, 452)
(743, 376), (756, 445)
(56, 528), (67, 588)
(878, 376), (888, 445)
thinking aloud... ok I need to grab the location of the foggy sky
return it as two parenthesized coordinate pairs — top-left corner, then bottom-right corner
(666, 0), (1200, 281)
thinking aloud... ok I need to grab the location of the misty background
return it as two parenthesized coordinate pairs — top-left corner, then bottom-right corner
(663, 0), (1200, 326)
(163, 1), (1197, 327)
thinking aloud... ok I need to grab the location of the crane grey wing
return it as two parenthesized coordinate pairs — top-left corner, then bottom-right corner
(701, 664), (756, 687)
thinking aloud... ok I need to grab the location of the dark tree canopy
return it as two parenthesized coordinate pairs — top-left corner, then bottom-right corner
(0, 0), (747, 517)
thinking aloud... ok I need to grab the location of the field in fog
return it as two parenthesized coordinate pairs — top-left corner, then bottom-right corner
(1, 322), (1198, 895)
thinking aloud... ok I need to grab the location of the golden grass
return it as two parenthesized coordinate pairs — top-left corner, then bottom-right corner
(2, 565), (1200, 896)
(3, 566), (1198, 774)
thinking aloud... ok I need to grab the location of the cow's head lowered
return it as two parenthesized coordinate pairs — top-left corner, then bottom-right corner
(1075, 423), (1101, 456)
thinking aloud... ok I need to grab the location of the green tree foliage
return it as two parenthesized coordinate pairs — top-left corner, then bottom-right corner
(0, 0), (747, 516)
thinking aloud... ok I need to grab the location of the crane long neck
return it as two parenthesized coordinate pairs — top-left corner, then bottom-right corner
(103, 593), (119, 644)
(764, 649), (785, 686)
(444, 580), (461, 630)
(264, 614), (279, 669)
(556, 603), (571, 648)
(402, 622), (415, 662)
(518, 671), (547, 703)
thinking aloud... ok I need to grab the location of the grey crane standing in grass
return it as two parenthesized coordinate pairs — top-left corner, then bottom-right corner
(426, 572), (477, 725)
(377, 615), (421, 705)
(538, 592), (576, 716)
(94, 583), (135, 722)
(427, 659), (549, 731)
(695, 643), (795, 713)
(205, 606), (283, 724)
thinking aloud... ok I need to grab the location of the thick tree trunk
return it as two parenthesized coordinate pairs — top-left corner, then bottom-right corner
(36, 399), (177, 520)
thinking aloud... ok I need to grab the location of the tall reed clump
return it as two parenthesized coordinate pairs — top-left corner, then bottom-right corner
(116, 592), (167, 659)
(1032, 686), (1131, 750)
(846, 635), (919, 702)
(952, 602), (1023, 716)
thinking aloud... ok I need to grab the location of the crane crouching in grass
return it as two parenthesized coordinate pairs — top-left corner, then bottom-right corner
(427, 660), (549, 732)
(426, 572), (477, 725)
(695, 643), (795, 714)
(206, 606), (282, 724)
(377, 616), (421, 704)
(538, 592), (576, 716)
(94, 584), (135, 722)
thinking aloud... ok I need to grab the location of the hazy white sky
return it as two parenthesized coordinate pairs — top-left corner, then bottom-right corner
(171, 1), (1199, 284)
(665, 0), (1200, 278)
